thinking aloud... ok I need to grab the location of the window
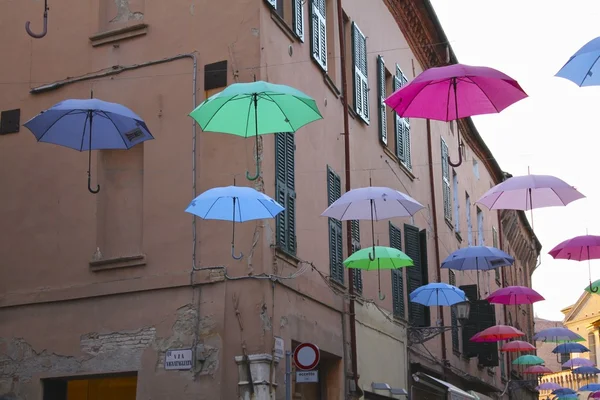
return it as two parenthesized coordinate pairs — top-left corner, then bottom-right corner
(449, 270), (460, 353)
(466, 193), (473, 246)
(473, 159), (480, 179)
(590, 333), (597, 365)
(390, 223), (404, 319)
(267, 0), (305, 41)
(327, 166), (343, 284)
(352, 22), (369, 123)
(351, 220), (362, 293)
(452, 171), (459, 233)
(275, 133), (297, 254)
(394, 65), (411, 169)
(441, 138), (451, 221)
(377, 55), (387, 146)
(493, 227), (501, 284)
(477, 207), (484, 245)
(405, 225), (429, 326)
(309, 0), (327, 71)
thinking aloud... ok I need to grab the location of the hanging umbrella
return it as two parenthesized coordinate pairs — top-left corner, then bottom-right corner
(523, 365), (553, 374)
(573, 366), (600, 375)
(185, 185), (284, 259)
(189, 80), (322, 181)
(553, 342), (590, 354)
(563, 358), (595, 368)
(550, 235), (600, 293)
(487, 286), (545, 305)
(534, 327), (585, 343)
(471, 325), (524, 342)
(536, 382), (562, 391)
(554, 395), (578, 400)
(23, 95), (154, 194)
(409, 283), (467, 307)
(384, 63), (527, 167)
(555, 36), (600, 87)
(580, 383), (600, 392)
(501, 340), (536, 352)
(590, 391), (600, 399)
(343, 246), (414, 297)
(553, 388), (577, 396)
(586, 279), (600, 295)
(512, 355), (545, 365)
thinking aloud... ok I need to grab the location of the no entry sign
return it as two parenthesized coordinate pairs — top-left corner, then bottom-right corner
(293, 342), (320, 370)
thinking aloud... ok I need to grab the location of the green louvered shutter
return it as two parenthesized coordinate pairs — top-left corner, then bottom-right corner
(309, 0), (327, 71)
(275, 133), (296, 254)
(441, 138), (452, 221)
(419, 229), (430, 326)
(390, 223), (404, 319)
(460, 284), (480, 358)
(352, 22), (369, 123)
(351, 220), (362, 293)
(327, 167), (343, 283)
(377, 55), (387, 145)
(292, 0), (304, 41)
(449, 270), (460, 352)
(478, 303), (499, 367)
(405, 224), (425, 326)
(393, 69), (403, 160)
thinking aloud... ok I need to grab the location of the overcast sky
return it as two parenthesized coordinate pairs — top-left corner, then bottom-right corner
(430, 0), (600, 321)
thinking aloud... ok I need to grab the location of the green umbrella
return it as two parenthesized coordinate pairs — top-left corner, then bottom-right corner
(343, 246), (414, 270)
(189, 80), (323, 180)
(512, 355), (544, 365)
(585, 279), (600, 295)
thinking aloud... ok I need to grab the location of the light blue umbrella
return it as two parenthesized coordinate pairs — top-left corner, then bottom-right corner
(409, 283), (467, 306)
(580, 383), (600, 391)
(554, 395), (578, 400)
(185, 185), (284, 259)
(553, 342), (590, 354)
(24, 95), (154, 194)
(556, 36), (600, 86)
(552, 388), (577, 396)
(572, 366), (600, 375)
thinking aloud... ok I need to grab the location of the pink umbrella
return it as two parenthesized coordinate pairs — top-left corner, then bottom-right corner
(487, 286), (545, 305)
(549, 234), (600, 293)
(501, 340), (536, 352)
(563, 357), (595, 368)
(523, 365), (553, 374)
(384, 63), (527, 167)
(471, 325), (525, 342)
(590, 391), (600, 399)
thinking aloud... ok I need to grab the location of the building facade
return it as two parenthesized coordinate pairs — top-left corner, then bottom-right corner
(0, 0), (539, 399)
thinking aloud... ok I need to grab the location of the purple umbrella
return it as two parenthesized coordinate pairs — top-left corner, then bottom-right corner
(384, 63), (527, 167)
(536, 382), (562, 391)
(533, 327), (585, 343)
(563, 357), (595, 368)
(549, 234), (600, 293)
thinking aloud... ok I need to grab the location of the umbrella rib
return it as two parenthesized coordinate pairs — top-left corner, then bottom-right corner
(101, 111), (130, 149)
(261, 93), (297, 131)
(78, 111), (91, 151)
(390, 80), (438, 119)
(470, 77), (501, 113)
(201, 94), (245, 132)
(201, 196), (224, 219)
(244, 94), (254, 137)
(580, 54), (600, 86)
(36, 109), (81, 144)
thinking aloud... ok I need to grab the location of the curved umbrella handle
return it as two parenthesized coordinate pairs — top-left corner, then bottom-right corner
(231, 245), (243, 260)
(378, 291), (386, 301)
(246, 164), (260, 181)
(25, 0), (49, 39)
(590, 282), (599, 293)
(368, 245), (376, 261)
(88, 175), (100, 194)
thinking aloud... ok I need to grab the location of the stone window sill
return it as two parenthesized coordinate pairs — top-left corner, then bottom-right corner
(89, 254), (147, 272)
(275, 247), (300, 268)
(398, 161), (415, 181)
(89, 23), (148, 47)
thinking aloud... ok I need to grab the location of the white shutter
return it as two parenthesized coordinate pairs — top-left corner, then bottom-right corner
(403, 118), (412, 170)
(352, 22), (369, 123)
(266, 0), (277, 9)
(293, 0), (304, 42)
(311, 0), (327, 71)
(377, 55), (387, 145)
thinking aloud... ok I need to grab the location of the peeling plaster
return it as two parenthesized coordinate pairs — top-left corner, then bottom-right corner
(110, 0), (144, 23)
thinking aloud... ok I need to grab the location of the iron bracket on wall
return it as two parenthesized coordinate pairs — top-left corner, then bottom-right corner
(408, 326), (458, 346)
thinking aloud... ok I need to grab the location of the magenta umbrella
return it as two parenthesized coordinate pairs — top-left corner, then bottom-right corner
(487, 286), (544, 305)
(549, 234), (600, 293)
(590, 391), (600, 399)
(384, 63), (527, 167)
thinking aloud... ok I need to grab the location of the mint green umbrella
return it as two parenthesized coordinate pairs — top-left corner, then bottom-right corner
(512, 355), (544, 365)
(585, 279), (600, 295)
(189, 81), (323, 180)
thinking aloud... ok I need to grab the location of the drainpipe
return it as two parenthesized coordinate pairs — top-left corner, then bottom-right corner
(336, 0), (360, 395)
(426, 120), (447, 361)
(497, 210), (510, 391)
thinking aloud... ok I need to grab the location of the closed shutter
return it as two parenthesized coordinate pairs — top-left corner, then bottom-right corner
(493, 227), (500, 283)
(478, 302), (499, 367)
(275, 133), (296, 254)
(327, 166), (343, 283)
(394, 66), (411, 169)
(390, 223), (404, 319)
(377, 55), (387, 145)
(293, 0), (304, 41)
(265, 0), (277, 9)
(351, 220), (362, 293)
(460, 284), (479, 358)
(310, 0), (327, 71)
(352, 22), (369, 123)
(441, 138), (452, 220)
(419, 229), (430, 326)
(449, 270), (460, 352)
(405, 224), (425, 326)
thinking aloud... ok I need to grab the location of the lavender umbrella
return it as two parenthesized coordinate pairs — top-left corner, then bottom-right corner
(533, 327), (585, 343)
(563, 357), (595, 368)
(536, 382), (561, 391)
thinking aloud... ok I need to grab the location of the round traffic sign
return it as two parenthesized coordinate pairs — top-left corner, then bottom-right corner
(293, 342), (320, 370)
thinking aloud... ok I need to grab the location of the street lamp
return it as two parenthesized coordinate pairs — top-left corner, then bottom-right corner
(407, 301), (471, 346)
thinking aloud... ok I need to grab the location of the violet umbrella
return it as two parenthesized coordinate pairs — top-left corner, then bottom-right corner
(563, 357), (595, 369)
(384, 63), (527, 167)
(536, 382), (562, 391)
(549, 234), (600, 293)
(533, 327), (585, 343)
(487, 286), (545, 305)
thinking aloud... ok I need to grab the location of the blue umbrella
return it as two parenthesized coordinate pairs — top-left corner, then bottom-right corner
(572, 366), (600, 375)
(553, 342), (590, 354)
(409, 283), (467, 306)
(24, 95), (153, 193)
(580, 383), (600, 391)
(185, 185), (284, 259)
(556, 36), (600, 87)
(552, 388), (577, 396)
(554, 395), (578, 400)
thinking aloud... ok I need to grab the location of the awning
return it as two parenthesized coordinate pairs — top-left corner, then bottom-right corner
(421, 374), (476, 399)
(468, 390), (495, 400)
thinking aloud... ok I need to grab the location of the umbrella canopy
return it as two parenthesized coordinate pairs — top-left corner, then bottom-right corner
(523, 365), (553, 374)
(573, 366), (600, 375)
(590, 391), (600, 399)
(486, 286), (544, 305)
(549, 235), (600, 261)
(581, 383), (600, 392)
(189, 80), (323, 180)
(534, 327), (585, 343)
(441, 246), (514, 271)
(563, 357), (594, 368)
(476, 174), (585, 211)
(409, 283), (467, 307)
(471, 325), (524, 342)
(512, 355), (544, 365)
(554, 395), (578, 400)
(501, 340), (536, 353)
(536, 382), (562, 391)
(553, 342), (590, 354)
(24, 97), (154, 194)
(553, 388), (577, 396)
(185, 185), (284, 259)
(343, 246), (413, 270)
(555, 36), (600, 86)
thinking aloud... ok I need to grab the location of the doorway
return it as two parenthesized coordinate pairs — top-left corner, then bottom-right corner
(43, 373), (137, 400)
